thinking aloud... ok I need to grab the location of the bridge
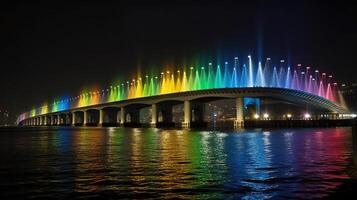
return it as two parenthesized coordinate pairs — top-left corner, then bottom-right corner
(17, 56), (350, 127)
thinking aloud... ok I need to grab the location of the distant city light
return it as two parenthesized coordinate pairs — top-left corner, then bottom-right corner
(263, 113), (269, 119)
(287, 113), (292, 118)
(254, 114), (259, 119)
(304, 113), (311, 119)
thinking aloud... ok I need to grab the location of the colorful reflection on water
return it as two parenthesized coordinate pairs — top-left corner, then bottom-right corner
(0, 127), (354, 199)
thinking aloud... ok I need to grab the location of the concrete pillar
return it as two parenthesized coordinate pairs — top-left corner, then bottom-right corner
(72, 112), (76, 126)
(44, 116), (47, 126)
(83, 111), (87, 126)
(183, 100), (191, 127)
(151, 103), (157, 126)
(235, 97), (244, 128)
(120, 107), (125, 125)
(39, 117), (42, 126)
(99, 110), (104, 126)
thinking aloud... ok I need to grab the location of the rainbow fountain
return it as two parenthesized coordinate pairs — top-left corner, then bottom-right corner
(17, 55), (347, 123)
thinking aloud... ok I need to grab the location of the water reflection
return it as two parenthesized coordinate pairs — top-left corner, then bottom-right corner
(0, 127), (353, 199)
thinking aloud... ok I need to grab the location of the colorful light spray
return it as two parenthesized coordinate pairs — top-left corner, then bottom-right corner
(18, 55), (343, 121)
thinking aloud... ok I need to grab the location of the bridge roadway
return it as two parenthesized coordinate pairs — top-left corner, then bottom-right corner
(19, 87), (349, 128)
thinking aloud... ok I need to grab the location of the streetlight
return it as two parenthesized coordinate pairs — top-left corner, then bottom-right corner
(254, 114), (259, 119)
(304, 113), (311, 120)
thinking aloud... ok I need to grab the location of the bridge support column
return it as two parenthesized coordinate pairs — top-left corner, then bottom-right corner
(235, 97), (244, 128)
(183, 100), (191, 128)
(151, 104), (157, 126)
(83, 111), (87, 126)
(39, 117), (43, 126)
(44, 116), (47, 126)
(72, 112), (76, 126)
(120, 107), (125, 126)
(99, 110), (104, 126)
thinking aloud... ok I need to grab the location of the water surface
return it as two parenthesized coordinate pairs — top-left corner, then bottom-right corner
(0, 127), (354, 199)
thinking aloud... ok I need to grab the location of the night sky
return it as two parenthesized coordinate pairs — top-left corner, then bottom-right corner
(1, 1), (357, 118)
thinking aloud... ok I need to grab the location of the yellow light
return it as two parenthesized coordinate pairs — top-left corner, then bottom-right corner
(254, 114), (259, 119)
(287, 113), (292, 118)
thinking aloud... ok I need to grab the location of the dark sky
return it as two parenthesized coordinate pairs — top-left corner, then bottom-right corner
(1, 0), (357, 116)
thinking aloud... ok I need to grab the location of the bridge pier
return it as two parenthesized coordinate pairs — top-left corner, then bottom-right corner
(83, 111), (87, 126)
(235, 97), (244, 128)
(151, 103), (157, 126)
(45, 116), (49, 126)
(183, 100), (191, 127)
(59, 114), (63, 125)
(120, 107), (125, 126)
(99, 110), (104, 126)
(72, 112), (76, 126)
(42, 116), (45, 126)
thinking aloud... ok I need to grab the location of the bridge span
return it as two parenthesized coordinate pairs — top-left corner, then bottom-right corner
(18, 87), (349, 128)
